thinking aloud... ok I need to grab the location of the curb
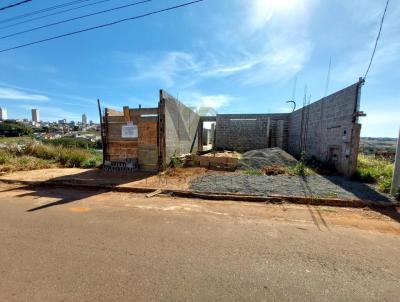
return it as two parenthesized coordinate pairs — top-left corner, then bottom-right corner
(0, 179), (399, 209)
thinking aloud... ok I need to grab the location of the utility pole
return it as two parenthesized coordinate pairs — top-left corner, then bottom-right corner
(391, 128), (400, 196)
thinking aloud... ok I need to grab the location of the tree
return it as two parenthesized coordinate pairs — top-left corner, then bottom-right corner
(0, 121), (32, 137)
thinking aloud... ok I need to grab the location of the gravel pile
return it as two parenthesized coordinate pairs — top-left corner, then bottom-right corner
(190, 174), (391, 202)
(238, 147), (298, 170)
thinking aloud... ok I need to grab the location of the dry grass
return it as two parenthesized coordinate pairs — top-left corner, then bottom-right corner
(0, 142), (102, 174)
(0, 150), (55, 173)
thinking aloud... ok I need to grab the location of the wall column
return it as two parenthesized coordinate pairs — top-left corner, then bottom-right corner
(391, 128), (400, 196)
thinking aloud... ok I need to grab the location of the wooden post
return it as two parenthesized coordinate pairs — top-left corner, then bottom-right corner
(123, 106), (131, 123)
(391, 128), (400, 196)
(97, 99), (106, 165)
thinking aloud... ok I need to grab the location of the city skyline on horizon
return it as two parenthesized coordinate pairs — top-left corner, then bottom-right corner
(0, 105), (92, 124)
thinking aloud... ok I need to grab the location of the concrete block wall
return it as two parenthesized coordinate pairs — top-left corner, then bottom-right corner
(160, 90), (200, 165)
(215, 114), (290, 151)
(288, 81), (362, 176)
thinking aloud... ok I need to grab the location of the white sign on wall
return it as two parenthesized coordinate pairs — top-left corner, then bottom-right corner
(121, 123), (138, 138)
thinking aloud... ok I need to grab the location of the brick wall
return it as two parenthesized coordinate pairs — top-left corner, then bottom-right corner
(215, 114), (290, 151)
(105, 107), (159, 171)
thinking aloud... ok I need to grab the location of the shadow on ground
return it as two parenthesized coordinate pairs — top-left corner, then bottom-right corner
(323, 176), (392, 202)
(320, 175), (400, 223)
(5, 169), (157, 212)
(1, 168), (399, 224)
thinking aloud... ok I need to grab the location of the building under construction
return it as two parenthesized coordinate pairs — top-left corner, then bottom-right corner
(101, 79), (365, 176)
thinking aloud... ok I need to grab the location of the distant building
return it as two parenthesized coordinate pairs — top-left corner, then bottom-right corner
(0, 107), (7, 121)
(58, 119), (67, 125)
(31, 109), (40, 123)
(82, 114), (87, 126)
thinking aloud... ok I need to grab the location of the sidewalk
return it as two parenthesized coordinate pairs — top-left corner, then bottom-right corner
(0, 168), (399, 208)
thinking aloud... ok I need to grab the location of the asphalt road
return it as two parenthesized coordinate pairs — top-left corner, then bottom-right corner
(0, 184), (399, 302)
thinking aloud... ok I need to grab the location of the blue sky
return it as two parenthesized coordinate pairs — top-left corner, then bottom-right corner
(0, 0), (398, 137)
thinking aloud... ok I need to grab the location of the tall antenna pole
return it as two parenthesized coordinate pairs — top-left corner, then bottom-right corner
(292, 76), (297, 101)
(324, 56), (332, 97)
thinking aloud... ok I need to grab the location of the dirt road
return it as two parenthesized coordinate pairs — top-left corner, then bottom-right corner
(0, 184), (399, 301)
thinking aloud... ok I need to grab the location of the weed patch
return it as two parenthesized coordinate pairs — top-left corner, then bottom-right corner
(353, 154), (393, 193)
(0, 142), (102, 173)
(243, 169), (263, 176)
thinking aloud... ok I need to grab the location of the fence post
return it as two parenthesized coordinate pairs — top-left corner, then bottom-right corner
(391, 128), (400, 196)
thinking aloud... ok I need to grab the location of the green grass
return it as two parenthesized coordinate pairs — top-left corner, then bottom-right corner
(354, 154), (394, 193)
(0, 142), (102, 174)
(243, 169), (264, 176)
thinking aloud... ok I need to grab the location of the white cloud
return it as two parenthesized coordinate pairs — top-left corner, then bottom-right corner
(121, 0), (314, 89)
(197, 94), (232, 109)
(181, 91), (238, 110)
(0, 87), (49, 101)
(0, 81), (95, 105)
(131, 52), (201, 88)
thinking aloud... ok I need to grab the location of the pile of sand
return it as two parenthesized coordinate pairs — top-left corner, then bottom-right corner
(238, 147), (297, 170)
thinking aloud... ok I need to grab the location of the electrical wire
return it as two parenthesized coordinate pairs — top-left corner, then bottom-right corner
(0, 0), (91, 24)
(0, 0), (31, 12)
(364, 0), (390, 79)
(0, 0), (151, 39)
(0, 0), (113, 30)
(0, 0), (205, 53)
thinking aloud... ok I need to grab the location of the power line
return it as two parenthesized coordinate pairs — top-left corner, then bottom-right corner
(364, 0), (390, 80)
(0, 0), (113, 30)
(0, 0), (31, 12)
(0, 0), (152, 40)
(0, 0), (205, 53)
(0, 0), (91, 24)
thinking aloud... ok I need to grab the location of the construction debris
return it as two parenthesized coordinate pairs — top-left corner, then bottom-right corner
(146, 189), (162, 198)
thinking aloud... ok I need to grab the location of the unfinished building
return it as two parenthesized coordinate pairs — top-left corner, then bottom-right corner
(101, 79), (364, 176)
(102, 90), (199, 172)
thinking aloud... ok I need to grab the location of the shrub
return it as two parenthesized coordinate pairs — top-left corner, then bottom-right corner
(289, 151), (308, 176)
(0, 149), (10, 165)
(57, 148), (91, 167)
(82, 159), (98, 168)
(25, 143), (58, 160)
(288, 152), (315, 176)
(0, 121), (32, 137)
(170, 152), (184, 168)
(354, 154), (393, 193)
